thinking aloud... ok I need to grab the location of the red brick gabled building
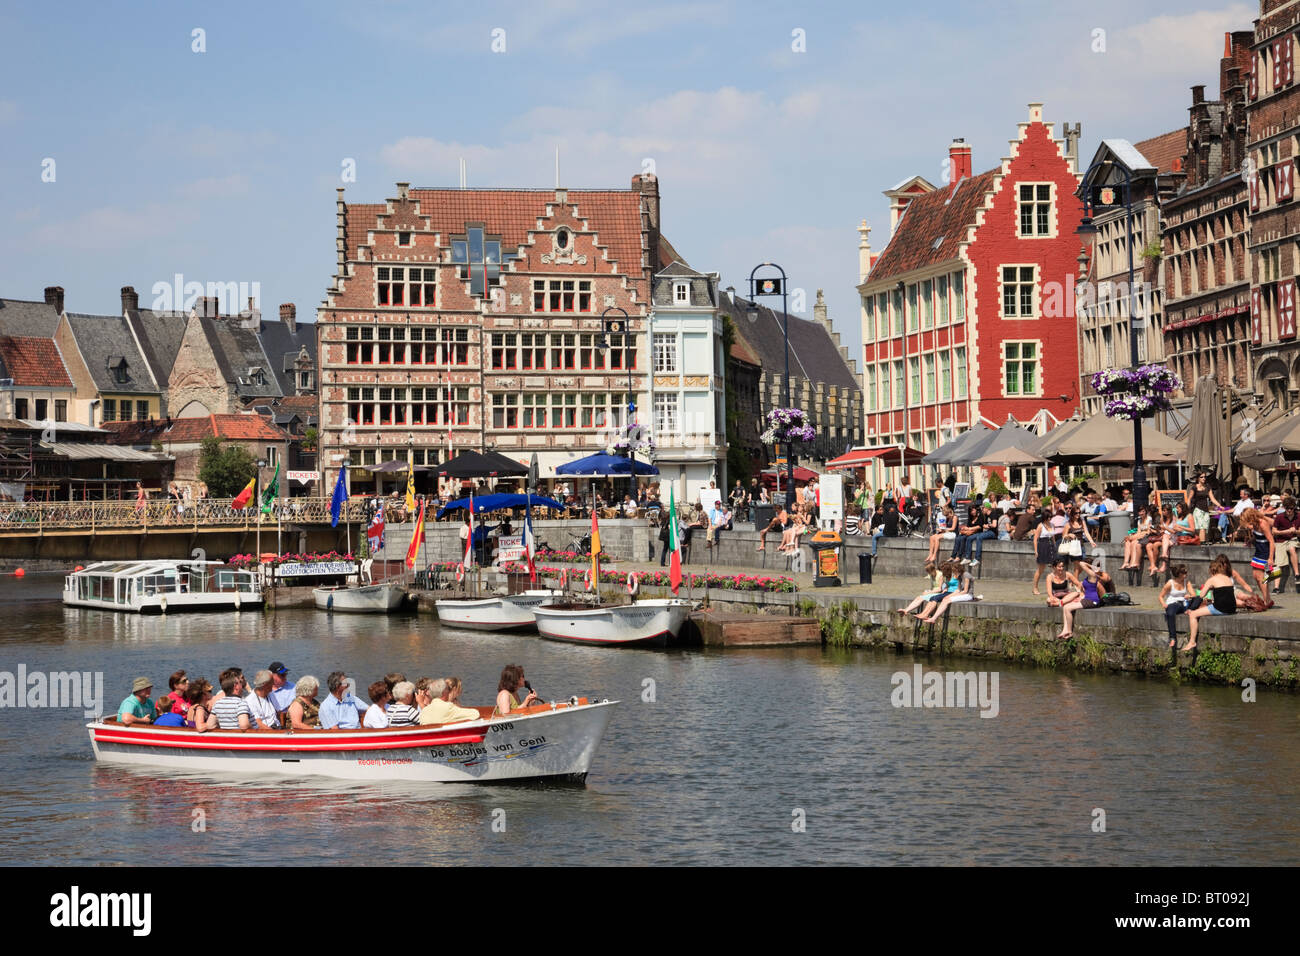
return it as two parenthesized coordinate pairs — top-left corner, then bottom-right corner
(317, 177), (661, 492)
(857, 103), (1084, 487)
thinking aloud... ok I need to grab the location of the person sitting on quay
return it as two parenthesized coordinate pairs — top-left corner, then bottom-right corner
(895, 560), (955, 617)
(1272, 496), (1300, 595)
(319, 671), (369, 729)
(1181, 555), (1260, 652)
(1043, 558), (1080, 609)
(1240, 507), (1279, 600)
(926, 506), (955, 563)
(364, 681), (390, 728)
(869, 500), (898, 558)
(245, 670), (280, 729)
(1160, 563), (1201, 650)
(756, 507), (788, 553)
(286, 675), (321, 729)
(1010, 502), (1040, 542)
(913, 560), (975, 623)
(494, 664), (538, 716)
(118, 677), (154, 726)
(385, 681), (420, 726)
(212, 673), (253, 729)
(1057, 561), (1113, 640)
(420, 677), (482, 724)
(267, 662), (296, 716)
(1120, 506), (1153, 570)
(184, 679), (219, 732)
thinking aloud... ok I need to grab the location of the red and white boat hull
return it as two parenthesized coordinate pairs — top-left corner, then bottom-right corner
(532, 598), (693, 647)
(88, 699), (616, 784)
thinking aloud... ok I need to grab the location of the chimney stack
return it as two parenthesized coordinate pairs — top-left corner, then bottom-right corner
(280, 303), (297, 333)
(948, 139), (972, 182)
(44, 286), (65, 313)
(1192, 84), (1206, 105)
(633, 171), (661, 272)
(120, 286), (139, 314)
(198, 296), (219, 319)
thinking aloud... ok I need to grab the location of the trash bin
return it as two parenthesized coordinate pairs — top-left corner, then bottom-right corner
(1106, 512), (1132, 543)
(810, 530), (842, 587)
(753, 503), (774, 531)
(858, 550), (872, 585)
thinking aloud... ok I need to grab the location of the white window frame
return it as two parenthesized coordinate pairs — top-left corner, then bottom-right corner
(1001, 264), (1038, 319)
(653, 392), (679, 434)
(1002, 340), (1041, 398)
(1016, 182), (1054, 238)
(673, 281), (690, 305)
(653, 333), (678, 373)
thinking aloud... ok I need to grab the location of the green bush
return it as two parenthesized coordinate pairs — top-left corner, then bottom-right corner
(984, 472), (1010, 497)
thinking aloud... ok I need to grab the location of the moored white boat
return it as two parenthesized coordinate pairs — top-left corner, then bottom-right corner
(435, 589), (563, 631)
(532, 598), (693, 647)
(314, 583), (406, 613)
(63, 560), (261, 613)
(87, 698), (616, 784)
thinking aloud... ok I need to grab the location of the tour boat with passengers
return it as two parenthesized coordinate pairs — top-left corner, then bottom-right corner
(64, 560), (262, 613)
(87, 697), (617, 784)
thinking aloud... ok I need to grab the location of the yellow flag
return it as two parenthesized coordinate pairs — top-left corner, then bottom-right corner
(405, 457), (416, 512)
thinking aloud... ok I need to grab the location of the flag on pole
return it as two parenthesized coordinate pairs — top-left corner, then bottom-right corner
(260, 462), (280, 515)
(404, 458), (416, 512)
(523, 495), (537, 585)
(404, 499), (425, 570)
(590, 507), (601, 590)
(668, 486), (682, 594)
(232, 474), (257, 510)
(456, 490), (475, 579)
(368, 502), (385, 554)
(330, 463), (347, 527)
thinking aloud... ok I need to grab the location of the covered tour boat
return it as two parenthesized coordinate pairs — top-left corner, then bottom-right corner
(87, 698), (616, 783)
(532, 598), (693, 647)
(434, 589), (564, 631)
(64, 560), (261, 613)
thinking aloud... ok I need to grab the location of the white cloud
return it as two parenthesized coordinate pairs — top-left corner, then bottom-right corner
(1113, 4), (1256, 75)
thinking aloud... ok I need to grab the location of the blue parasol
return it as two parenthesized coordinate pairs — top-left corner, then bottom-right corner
(436, 493), (567, 519)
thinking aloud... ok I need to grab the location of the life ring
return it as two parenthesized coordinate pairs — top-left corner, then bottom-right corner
(626, 572), (639, 596)
(456, 562), (465, 583)
(585, 568), (595, 591)
(158, 595), (167, 613)
(559, 568), (568, 589)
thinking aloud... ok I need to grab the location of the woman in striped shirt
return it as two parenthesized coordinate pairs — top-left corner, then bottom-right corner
(385, 681), (420, 726)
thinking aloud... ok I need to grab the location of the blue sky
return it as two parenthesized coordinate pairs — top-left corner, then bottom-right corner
(0, 0), (1255, 365)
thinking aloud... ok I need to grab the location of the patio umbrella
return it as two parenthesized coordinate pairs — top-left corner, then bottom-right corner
(1235, 412), (1300, 471)
(437, 450), (528, 478)
(528, 452), (539, 494)
(369, 459), (425, 473)
(1032, 415), (1182, 463)
(951, 417), (1043, 467)
(436, 493), (566, 519)
(972, 444), (1047, 467)
(1088, 445), (1184, 465)
(556, 453), (659, 476)
(1185, 375), (1231, 481)
(922, 423), (993, 465)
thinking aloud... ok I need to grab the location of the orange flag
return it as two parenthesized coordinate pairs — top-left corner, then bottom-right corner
(231, 475), (256, 510)
(405, 499), (426, 569)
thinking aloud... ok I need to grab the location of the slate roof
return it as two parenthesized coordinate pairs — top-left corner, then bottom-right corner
(0, 298), (62, 338)
(864, 169), (998, 285)
(200, 318), (281, 399)
(65, 312), (160, 395)
(257, 317), (316, 395)
(0, 336), (74, 388)
(717, 293), (860, 392)
(126, 309), (188, 386)
(652, 261), (715, 307)
(344, 188), (647, 277)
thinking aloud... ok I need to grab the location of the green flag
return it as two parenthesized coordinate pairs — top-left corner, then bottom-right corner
(260, 462), (280, 514)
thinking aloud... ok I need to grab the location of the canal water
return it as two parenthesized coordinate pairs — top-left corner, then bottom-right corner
(1, 571), (1297, 866)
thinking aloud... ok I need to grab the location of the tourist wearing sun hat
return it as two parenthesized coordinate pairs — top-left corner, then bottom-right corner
(118, 677), (154, 726)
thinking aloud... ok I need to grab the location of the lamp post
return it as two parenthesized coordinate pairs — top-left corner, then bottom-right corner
(748, 263), (793, 506)
(896, 279), (908, 492)
(1076, 159), (1150, 512)
(599, 306), (635, 495)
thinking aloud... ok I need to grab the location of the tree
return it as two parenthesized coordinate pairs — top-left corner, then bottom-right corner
(198, 436), (257, 498)
(301, 426), (318, 452)
(984, 472), (1010, 497)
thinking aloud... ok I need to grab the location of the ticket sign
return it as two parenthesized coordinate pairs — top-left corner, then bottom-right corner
(495, 534), (524, 565)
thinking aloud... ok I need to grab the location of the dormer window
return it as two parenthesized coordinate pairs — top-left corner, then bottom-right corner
(247, 367), (266, 386)
(450, 225), (505, 297)
(674, 281), (690, 305)
(108, 356), (129, 384)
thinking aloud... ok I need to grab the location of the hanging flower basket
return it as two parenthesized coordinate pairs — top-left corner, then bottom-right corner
(1091, 365), (1181, 421)
(611, 424), (656, 454)
(760, 407), (816, 445)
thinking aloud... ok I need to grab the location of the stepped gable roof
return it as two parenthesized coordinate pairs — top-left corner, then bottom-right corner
(256, 317), (316, 395)
(0, 297), (62, 337)
(1132, 129), (1187, 175)
(66, 312), (159, 394)
(0, 335), (73, 388)
(718, 293), (859, 392)
(865, 169), (997, 284)
(344, 188), (646, 277)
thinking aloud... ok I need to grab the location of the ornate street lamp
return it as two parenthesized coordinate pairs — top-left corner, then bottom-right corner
(748, 263), (793, 504)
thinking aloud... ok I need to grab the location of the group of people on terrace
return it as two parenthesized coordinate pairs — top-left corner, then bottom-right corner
(116, 661), (539, 731)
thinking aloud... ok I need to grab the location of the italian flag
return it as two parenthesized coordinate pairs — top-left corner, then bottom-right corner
(668, 487), (682, 594)
(231, 475), (256, 510)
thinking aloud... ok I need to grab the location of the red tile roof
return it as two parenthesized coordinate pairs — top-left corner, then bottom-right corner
(345, 189), (646, 276)
(1134, 129), (1187, 175)
(0, 336), (73, 388)
(103, 414), (290, 444)
(865, 170), (998, 284)
(729, 335), (761, 367)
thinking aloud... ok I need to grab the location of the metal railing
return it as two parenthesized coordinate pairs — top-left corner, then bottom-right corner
(0, 496), (370, 533)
